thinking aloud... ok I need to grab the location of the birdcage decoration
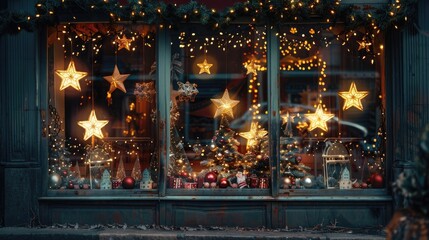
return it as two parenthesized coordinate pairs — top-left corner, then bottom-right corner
(322, 142), (351, 189)
(85, 146), (113, 189)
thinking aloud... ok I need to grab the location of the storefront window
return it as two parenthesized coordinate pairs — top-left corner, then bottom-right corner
(47, 24), (158, 191)
(278, 25), (385, 191)
(167, 25), (270, 191)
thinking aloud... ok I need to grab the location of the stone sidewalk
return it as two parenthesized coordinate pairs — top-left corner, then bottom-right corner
(0, 227), (386, 240)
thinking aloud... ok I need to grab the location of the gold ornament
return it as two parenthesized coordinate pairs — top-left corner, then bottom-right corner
(103, 64), (130, 93)
(290, 27), (298, 34)
(197, 59), (213, 74)
(55, 60), (87, 91)
(116, 35), (133, 51)
(78, 110), (109, 140)
(309, 28), (315, 35)
(239, 122), (268, 149)
(304, 104), (334, 132)
(244, 59), (261, 76)
(210, 89), (240, 118)
(281, 112), (296, 125)
(338, 82), (368, 111)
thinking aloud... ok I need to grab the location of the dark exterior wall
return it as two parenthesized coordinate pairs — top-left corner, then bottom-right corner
(0, 0), (42, 227)
(387, 0), (429, 209)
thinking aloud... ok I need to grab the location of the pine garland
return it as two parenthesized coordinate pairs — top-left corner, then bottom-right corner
(0, 0), (418, 35)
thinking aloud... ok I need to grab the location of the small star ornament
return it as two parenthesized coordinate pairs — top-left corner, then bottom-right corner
(197, 59), (213, 74)
(244, 60), (260, 76)
(239, 122), (268, 149)
(55, 60), (87, 91)
(78, 110), (109, 141)
(338, 82), (368, 111)
(211, 89), (240, 118)
(116, 35), (133, 51)
(104, 65), (130, 93)
(357, 39), (372, 52)
(304, 104), (334, 132)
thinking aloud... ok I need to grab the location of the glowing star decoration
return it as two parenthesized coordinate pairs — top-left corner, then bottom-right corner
(304, 104), (334, 132)
(338, 82), (368, 111)
(197, 59), (213, 74)
(210, 89), (240, 118)
(239, 122), (268, 149)
(78, 110), (109, 141)
(55, 60), (87, 91)
(244, 60), (261, 76)
(103, 65), (130, 93)
(116, 35), (132, 51)
(357, 40), (372, 51)
(290, 27), (298, 34)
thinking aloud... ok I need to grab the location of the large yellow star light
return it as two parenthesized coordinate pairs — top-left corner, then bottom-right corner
(210, 89), (240, 118)
(78, 110), (109, 141)
(197, 59), (213, 74)
(103, 65), (130, 93)
(304, 104), (334, 132)
(244, 59), (260, 76)
(338, 82), (368, 111)
(116, 35), (133, 51)
(239, 122), (268, 149)
(55, 60), (88, 91)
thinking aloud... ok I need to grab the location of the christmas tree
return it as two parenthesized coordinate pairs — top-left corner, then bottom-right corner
(201, 115), (243, 177)
(242, 127), (270, 177)
(116, 157), (126, 180)
(47, 105), (77, 189)
(168, 127), (193, 178)
(131, 157), (142, 181)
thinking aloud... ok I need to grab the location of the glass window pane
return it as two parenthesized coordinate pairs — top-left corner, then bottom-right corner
(278, 25), (385, 191)
(168, 24), (270, 192)
(47, 24), (158, 191)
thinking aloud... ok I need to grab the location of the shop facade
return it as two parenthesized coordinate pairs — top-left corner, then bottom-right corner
(1, 0), (428, 228)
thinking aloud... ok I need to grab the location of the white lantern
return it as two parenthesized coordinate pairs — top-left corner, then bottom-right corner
(322, 142), (351, 189)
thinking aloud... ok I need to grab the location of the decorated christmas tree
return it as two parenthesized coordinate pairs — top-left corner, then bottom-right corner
(47, 105), (77, 189)
(241, 125), (270, 177)
(201, 115), (243, 177)
(116, 157), (126, 180)
(168, 128), (193, 178)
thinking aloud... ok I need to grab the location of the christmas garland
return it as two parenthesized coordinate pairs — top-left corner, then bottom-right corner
(0, 0), (418, 35)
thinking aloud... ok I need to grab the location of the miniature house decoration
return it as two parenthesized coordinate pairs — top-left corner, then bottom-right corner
(140, 168), (153, 189)
(339, 167), (352, 189)
(322, 142), (351, 189)
(85, 146), (113, 189)
(100, 169), (112, 190)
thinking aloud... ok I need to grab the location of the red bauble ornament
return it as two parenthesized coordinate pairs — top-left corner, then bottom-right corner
(67, 181), (74, 189)
(181, 172), (188, 178)
(122, 176), (135, 189)
(219, 178), (228, 188)
(204, 172), (218, 183)
(370, 173), (384, 188)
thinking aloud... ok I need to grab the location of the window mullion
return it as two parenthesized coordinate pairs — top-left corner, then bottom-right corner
(156, 27), (171, 197)
(267, 27), (280, 197)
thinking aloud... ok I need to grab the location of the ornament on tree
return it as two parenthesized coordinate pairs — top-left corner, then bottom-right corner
(177, 81), (199, 102)
(49, 173), (62, 189)
(134, 81), (156, 102)
(55, 59), (87, 91)
(131, 157), (142, 181)
(210, 89), (240, 118)
(197, 59), (213, 74)
(219, 178), (229, 188)
(204, 171), (218, 183)
(122, 176), (135, 189)
(77, 110), (109, 141)
(370, 172), (383, 188)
